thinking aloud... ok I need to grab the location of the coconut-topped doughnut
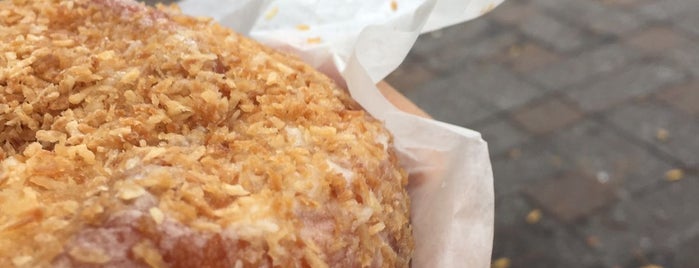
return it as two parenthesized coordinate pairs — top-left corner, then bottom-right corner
(0, 0), (413, 267)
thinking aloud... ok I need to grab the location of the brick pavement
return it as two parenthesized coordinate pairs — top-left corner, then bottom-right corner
(387, 0), (699, 267)
(142, 0), (699, 267)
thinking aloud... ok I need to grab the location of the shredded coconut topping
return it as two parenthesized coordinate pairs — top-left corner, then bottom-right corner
(0, 0), (413, 267)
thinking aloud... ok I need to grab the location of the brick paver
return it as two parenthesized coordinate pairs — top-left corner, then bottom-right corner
(511, 96), (582, 134)
(534, 0), (646, 36)
(566, 62), (685, 112)
(666, 43), (699, 76)
(530, 43), (642, 91)
(606, 100), (699, 167)
(599, 0), (654, 9)
(390, 0), (699, 265)
(412, 21), (520, 73)
(517, 11), (589, 53)
(625, 26), (693, 53)
(674, 235), (699, 267)
(145, 0), (699, 266)
(402, 77), (500, 126)
(549, 120), (673, 194)
(674, 14), (699, 38)
(495, 42), (561, 73)
(523, 171), (617, 223)
(657, 80), (699, 116)
(637, 0), (699, 21)
(489, 1), (538, 26)
(422, 31), (520, 73)
(492, 194), (603, 268)
(491, 141), (568, 198)
(580, 177), (699, 267)
(474, 118), (531, 156)
(438, 63), (545, 111)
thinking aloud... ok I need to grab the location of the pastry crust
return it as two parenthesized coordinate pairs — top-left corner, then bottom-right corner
(0, 0), (413, 267)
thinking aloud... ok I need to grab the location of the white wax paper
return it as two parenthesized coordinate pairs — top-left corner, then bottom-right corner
(180, 1), (502, 267)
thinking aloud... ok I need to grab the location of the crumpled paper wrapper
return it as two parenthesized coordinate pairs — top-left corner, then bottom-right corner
(180, 0), (502, 267)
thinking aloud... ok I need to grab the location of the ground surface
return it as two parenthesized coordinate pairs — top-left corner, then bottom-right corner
(385, 0), (699, 267)
(145, 0), (699, 267)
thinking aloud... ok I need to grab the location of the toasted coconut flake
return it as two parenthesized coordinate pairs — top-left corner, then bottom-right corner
(117, 183), (147, 201)
(68, 247), (111, 264)
(12, 256), (33, 267)
(222, 184), (250, 196)
(132, 241), (166, 268)
(149, 207), (164, 225)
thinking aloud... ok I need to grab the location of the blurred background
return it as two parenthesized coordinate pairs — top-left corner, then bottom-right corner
(145, 0), (699, 267)
(387, 0), (699, 267)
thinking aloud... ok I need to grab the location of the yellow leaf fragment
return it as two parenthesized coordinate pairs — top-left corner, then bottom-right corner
(656, 128), (669, 142)
(491, 257), (511, 268)
(525, 209), (542, 224)
(665, 169), (684, 182)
